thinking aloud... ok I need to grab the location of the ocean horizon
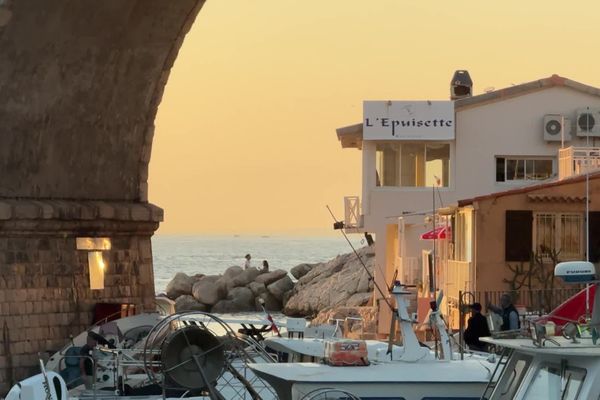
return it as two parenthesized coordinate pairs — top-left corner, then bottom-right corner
(152, 234), (365, 292)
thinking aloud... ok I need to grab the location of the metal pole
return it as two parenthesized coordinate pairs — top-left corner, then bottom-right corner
(459, 290), (464, 360)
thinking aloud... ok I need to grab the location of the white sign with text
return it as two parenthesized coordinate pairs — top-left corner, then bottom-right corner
(363, 101), (455, 140)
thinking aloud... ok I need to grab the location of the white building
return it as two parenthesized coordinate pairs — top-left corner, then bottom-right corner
(336, 72), (600, 334)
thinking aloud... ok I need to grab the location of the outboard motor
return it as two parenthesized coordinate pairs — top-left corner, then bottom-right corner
(5, 371), (68, 400)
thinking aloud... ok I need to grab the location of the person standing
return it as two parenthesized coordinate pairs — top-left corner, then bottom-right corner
(488, 293), (520, 331)
(464, 303), (491, 352)
(243, 254), (252, 270)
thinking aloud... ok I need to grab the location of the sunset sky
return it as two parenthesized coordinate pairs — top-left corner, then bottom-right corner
(150, 0), (600, 235)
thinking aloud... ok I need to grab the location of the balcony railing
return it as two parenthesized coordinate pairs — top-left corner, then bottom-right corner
(344, 196), (363, 232)
(559, 146), (600, 180)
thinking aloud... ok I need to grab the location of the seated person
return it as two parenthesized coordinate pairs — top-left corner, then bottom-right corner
(464, 303), (491, 352)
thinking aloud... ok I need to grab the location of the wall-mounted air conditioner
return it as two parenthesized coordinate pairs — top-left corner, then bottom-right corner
(543, 114), (571, 142)
(576, 108), (600, 137)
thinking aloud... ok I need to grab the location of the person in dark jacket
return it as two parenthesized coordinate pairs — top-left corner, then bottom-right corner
(464, 303), (491, 352)
(488, 293), (520, 331)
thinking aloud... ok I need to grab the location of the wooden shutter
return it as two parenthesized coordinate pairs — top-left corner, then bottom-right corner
(505, 210), (533, 261)
(589, 212), (600, 262)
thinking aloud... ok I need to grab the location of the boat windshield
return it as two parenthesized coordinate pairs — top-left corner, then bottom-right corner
(522, 363), (586, 400)
(493, 354), (532, 400)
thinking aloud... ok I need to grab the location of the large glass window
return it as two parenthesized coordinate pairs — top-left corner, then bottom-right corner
(534, 213), (583, 260)
(522, 363), (585, 400)
(376, 143), (450, 188)
(496, 157), (554, 182)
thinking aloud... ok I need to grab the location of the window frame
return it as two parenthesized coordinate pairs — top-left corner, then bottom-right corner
(496, 156), (555, 183)
(532, 212), (584, 260)
(375, 141), (451, 189)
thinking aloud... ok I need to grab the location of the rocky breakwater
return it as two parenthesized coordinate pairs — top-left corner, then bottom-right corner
(166, 267), (294, 313)
(284, 245), (375, 317)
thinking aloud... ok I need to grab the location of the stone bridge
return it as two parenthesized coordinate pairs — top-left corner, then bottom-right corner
(0, 0), (205, 390)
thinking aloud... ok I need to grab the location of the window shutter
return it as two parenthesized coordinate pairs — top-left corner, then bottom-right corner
(589, 212), (600, 262)
(505, 210), (533, 261)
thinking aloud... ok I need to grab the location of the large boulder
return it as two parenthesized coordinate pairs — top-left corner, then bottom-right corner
(226, 287), (255, 311)
(284, 246), (375, 316)
(175, 295), (208, 312)
(230, 267), (262, 288)
(255, 291), (282, 312)
(254, 269), (288, 285)
(166, 272), (195, 299)
(192, 277), (226, 305)
(267, 276), (294, 301)
(211, 300), (239, 313)
(247, 282), (267, 296)
(223, 266), (244, 280)
(290, 263), (314, 279)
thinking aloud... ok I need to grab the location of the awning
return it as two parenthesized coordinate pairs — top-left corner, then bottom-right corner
(420, 226), (449, 240)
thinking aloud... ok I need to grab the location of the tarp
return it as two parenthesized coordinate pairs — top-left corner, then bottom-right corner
(535, 285), (596, 327)
(420, 226), (449, 240)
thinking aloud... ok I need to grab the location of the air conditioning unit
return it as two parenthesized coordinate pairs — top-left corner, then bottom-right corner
(576, 108), (600, 137)
(543, 114), (571, 142)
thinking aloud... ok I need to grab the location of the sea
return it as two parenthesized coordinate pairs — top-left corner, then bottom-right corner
(152, 235), (365, 292)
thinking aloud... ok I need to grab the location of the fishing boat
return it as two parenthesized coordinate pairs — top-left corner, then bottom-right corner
(479, 261), (600, 400)
(249, 281), (496, 400)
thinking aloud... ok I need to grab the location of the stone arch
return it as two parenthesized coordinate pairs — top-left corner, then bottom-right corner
(0, 0), (206, 201)
(0, 1), (206, 391)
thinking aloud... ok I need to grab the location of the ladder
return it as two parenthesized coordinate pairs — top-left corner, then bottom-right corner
(480, 347), (513, 400)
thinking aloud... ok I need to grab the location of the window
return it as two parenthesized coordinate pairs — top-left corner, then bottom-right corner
(492, 355), (532, 400)
(522, 363), (585, 400)
(534, 213), (583, 260)
(496, 157), (554, 182)
(376, 143), (450, 188)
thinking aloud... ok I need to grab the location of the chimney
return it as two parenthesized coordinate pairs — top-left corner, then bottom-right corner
(450, 70), (473, 100)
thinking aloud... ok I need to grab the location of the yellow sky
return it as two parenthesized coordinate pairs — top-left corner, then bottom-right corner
(150, 0), (600, 235)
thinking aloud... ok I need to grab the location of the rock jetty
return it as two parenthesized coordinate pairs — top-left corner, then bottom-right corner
(164, 245), (375, 315)
(284, 245), (375, 316)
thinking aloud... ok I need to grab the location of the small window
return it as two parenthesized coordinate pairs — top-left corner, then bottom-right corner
(496, 157), (554, 182)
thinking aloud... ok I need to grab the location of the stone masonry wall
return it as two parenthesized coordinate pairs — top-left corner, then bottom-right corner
(0, 200), (161, 393)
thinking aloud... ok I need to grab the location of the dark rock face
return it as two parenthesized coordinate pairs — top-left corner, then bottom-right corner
(290, 263), (314, 279)
(175, 295), (208, 312)
(254, 269), (288, 285)
(267, 276), (294, 301)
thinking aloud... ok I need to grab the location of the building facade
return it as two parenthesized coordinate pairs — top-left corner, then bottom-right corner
(336, 73), (600, 333)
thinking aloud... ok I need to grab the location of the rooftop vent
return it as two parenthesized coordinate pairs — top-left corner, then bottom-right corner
(450, 70), (473, 100)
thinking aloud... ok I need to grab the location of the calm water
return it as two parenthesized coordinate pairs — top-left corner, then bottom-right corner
(152, 235), (364, 292)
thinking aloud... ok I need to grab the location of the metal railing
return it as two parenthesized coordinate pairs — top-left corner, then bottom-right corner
(558, 146), (600, 180)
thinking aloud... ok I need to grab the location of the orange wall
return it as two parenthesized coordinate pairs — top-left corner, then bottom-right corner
(473, 177), (600, 292)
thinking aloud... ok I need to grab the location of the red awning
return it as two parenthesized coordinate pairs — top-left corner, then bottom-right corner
(420, 226), (450, 240)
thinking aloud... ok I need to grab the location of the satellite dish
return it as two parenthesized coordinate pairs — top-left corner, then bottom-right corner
(161, 326), (225, 390)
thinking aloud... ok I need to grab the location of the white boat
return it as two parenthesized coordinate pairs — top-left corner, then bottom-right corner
(479, 261), (600, 400)
(9, 311), (284, 400)
(249, 282), (496, 400)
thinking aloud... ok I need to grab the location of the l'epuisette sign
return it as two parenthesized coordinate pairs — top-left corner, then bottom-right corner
(363, 101), (455, 140)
